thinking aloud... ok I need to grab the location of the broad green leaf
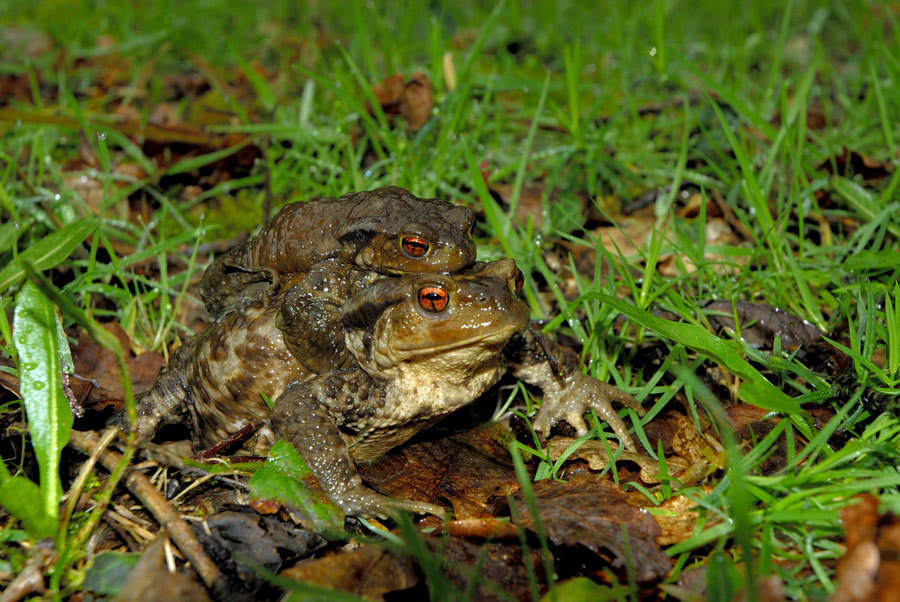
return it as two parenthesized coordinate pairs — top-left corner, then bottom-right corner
(12, 280), (74, 522)
(594, 293), (801, 414)
(0, 219), (98, 292)
(0, 476), (56, 538)
(248, 439), (344, 537)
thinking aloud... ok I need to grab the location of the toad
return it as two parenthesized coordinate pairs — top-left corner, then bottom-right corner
(128, 259), (643, 517)
(199, 187), (476, 372)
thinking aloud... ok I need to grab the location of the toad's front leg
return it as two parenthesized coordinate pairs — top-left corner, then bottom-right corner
(270, 377), (444, 519)
(510, 328), (644, 450)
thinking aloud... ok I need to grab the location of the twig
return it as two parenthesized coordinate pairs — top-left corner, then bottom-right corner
(67, 430), (226, 595)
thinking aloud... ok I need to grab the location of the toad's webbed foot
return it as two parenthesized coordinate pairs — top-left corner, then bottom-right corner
(509, 327), (644, 451)
(532, 372), (644, 451)
(271, 379), (444, 519)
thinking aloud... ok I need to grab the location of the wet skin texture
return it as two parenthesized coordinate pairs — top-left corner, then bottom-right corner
(130, 259), (643, 517)
(198, 187), (476, 373)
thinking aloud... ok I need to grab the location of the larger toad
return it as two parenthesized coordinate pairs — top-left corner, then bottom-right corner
(199, 187), (476, 372)
(129, 259), (643, 517)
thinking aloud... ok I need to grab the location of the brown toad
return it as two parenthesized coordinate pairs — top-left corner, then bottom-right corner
(129, 259), (643, 517)
(199, 187), (476, 372)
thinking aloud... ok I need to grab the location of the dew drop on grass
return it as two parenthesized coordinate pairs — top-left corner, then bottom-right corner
(32, 381), (45, 390)
(97, 132), (107, 141)
(649, 46), (658, 57)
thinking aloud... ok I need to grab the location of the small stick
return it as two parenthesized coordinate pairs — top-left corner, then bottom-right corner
(68, 430), (226, 595)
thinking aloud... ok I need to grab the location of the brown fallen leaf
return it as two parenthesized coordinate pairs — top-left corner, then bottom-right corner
(830, 493), (900, 602)
(513, 473), (671, 582)
(704, 299), (822, 350)
(113, 533), (211, 602)
(358, 423), (520, 519)
(489, 182), (549, 228)
(819, 147), (892, 182)
(0, 355), (19, 397)
(370, 71), (434, 131)
(734, 575), (787, 602)
(71, 323), (164, 409)
(446, 517), (520, 539)
(401, 71), (433, 131)
(189, 509), (323, 598)
(281, 545), (417, 601)
(429, 535), (546, 602)
(651, 489), (715, 546)
(546, 436), (689, 484)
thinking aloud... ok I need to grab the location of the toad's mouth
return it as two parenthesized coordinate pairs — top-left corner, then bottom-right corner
(389, 321), (524, 355)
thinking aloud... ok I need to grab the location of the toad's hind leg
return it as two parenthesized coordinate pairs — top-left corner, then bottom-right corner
(271, 379), (444, 518)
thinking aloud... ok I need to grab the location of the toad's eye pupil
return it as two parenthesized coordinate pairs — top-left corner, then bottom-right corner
(418, 286), (449, 312)
(402, 236), (430, 257)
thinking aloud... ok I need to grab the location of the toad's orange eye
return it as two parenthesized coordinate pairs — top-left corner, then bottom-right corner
(418, 286), (449, 312)
(513, 269), (524, 293)
(402, 236), (430, 257)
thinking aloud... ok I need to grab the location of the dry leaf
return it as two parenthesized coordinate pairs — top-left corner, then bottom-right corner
(430, 536), (546, 602)
(830, 493), (900, 601)
(113, 534), (210, 602)
(513, 473), (671, 582)
(370, 71), (433, 131)
(281, 545), (417, 601)
(72, 323), (164, 409)
(358, 423), (519, 519)
(819, 147), (892, 182)
(547, 436), (689, 484)
(704, 299), (822, 350)
(651, 490), (715, 546)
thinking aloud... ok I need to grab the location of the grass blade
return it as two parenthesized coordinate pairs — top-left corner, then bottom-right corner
(0, 219), (98, 292)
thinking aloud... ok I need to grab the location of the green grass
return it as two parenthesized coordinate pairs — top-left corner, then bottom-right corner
(2, 0), (900, 598)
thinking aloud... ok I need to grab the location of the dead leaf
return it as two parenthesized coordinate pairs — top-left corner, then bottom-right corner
(446, 517), (520, 539)
(819, 147), (892, 182)
(0, 355), (19, 397)
(669, 413), (724, 466)
(371, 73), (404, 109)
(370, 71), (434, 131)
(358, 423), (519, 519)
(830, 493), (900, 602)
(281, 545), (417, 601)
(734, 576), (787, 602)
(546, 436), (689, 484)
(401, 72), (433, 131)
(651, 490), (715, 546)
(489, 182), (548, 227)
(113, 533), (210, 602)
(513, 473), (671, 582)
(704, 300), (822, 350)
(429, 536), (546, 602)
(71, 323), (164, 409)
